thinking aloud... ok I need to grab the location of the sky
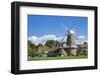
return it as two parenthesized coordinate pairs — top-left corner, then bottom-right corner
(28, 15), (88, 40)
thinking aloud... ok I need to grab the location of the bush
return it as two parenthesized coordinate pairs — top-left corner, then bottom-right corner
(28, 46), (36, 57)
(81, 50), (87, 56)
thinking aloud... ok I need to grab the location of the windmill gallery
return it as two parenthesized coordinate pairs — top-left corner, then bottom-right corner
(28, 29), (88, 60)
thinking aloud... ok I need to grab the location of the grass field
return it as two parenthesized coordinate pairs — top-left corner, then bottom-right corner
(28, 55), (88, 61)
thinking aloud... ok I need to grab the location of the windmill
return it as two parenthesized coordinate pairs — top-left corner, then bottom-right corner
(60, 24), (77, 56)
(60, 24), (75, 47)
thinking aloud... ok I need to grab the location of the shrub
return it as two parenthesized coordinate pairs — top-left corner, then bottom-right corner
(81, 50), (87, 56)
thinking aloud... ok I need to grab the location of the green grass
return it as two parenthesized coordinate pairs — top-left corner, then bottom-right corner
(28, 55), (88, 61)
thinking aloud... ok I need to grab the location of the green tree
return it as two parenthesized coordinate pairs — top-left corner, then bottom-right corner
(28, 46), (36, 57)
(28, 40), (36, 48)
(28, 40), (37, 57)
(45, 40), (56, 48)
(81, 50), (87, 56)
(55, 41), (61, 47)
(37, 44), (43, 48)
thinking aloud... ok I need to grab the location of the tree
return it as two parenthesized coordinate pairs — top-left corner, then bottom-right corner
(28, 46), (36, 57)
(81, 50), (87, 56)
(28, 40), (36, 48)
(45, 40), (56, 48)
(55, 41), (61, 47)
(28, 40), (37, 57)
(37, 44), (43, 48)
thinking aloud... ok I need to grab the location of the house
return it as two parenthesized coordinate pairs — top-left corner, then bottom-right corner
(37, 46), (50, 54)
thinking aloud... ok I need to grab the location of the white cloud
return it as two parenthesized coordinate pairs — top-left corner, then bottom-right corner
(76, 35), (87, 45)
(28, 36), (38, 41)
(28, 34), (63, 45)
(28, 34), (87, 45)
(76, 39), (88, 45)
(78, 35), (85, 39)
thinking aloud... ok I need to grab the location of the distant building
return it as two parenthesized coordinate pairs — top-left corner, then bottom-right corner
(38, 46), (50, 54)
(81, 42), (88, 53)
(76, 42), (88, 55)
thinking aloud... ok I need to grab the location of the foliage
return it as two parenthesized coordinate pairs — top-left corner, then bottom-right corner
(28, 40), (37, 57)
(45, 40), (56, 48)
(28, 40), (36, 48)
(28, 46), (36, 57)
(36, 44), (43, 49)
(45, 40), (61, 48)
(37, 44), (43, 47)
(81, 50), (87, 56)
(38, 50), (46, 55)
(55, 41), (61, 47)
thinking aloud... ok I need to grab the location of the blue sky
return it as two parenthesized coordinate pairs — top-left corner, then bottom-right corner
(28, 15), (88, 39)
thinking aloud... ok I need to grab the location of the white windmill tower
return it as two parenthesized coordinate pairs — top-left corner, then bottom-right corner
(66, 28), (77, 56)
